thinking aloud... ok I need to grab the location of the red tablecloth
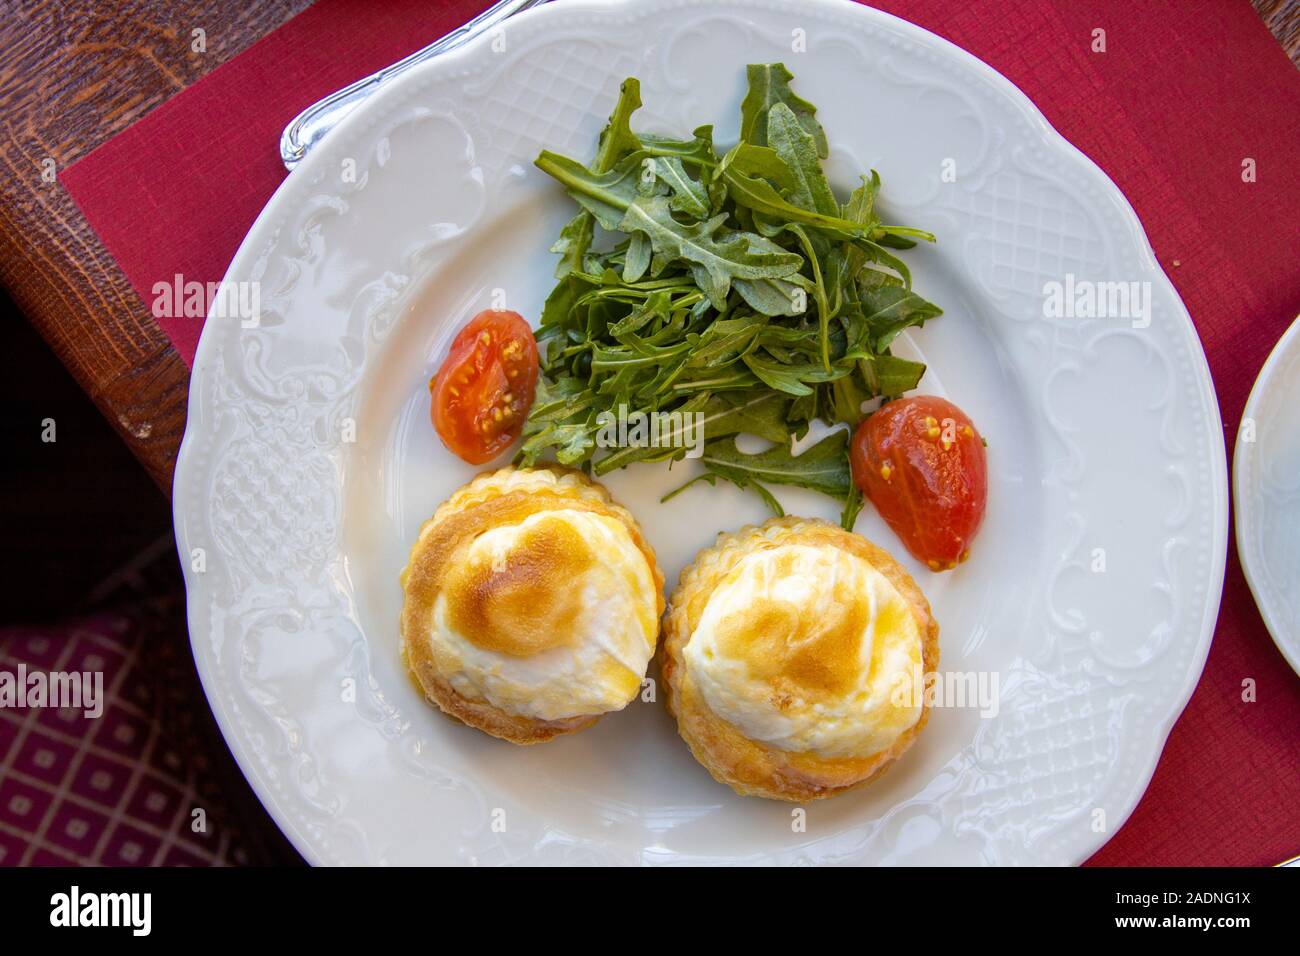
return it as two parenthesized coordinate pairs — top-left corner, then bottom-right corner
(0, 599), (300, 866)
(63, 0), (1300, 865)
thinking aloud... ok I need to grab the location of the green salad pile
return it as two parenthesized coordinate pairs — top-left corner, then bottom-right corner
(519, 63), (943, 528)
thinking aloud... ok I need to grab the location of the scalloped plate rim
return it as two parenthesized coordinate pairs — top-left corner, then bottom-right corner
(173, 0), (1228, 866)
(1234, 314), (1300, 676)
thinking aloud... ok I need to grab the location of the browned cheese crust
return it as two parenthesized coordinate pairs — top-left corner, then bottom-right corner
(400, 466), (665, 745)
(659, 516), (940, 800)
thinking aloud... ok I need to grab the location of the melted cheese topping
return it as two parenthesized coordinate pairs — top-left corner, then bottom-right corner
(427, 509), (657, 720)
(684, 543), (923, 758)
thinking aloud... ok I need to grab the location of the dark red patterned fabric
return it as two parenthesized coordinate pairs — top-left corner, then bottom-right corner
(0, 586), (302, 866)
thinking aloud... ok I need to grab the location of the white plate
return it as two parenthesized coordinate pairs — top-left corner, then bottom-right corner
(1234, 315), (1300, 676)
(174, 0), (1227, 865)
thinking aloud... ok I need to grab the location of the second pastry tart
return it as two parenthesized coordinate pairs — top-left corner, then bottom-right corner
(401, 466), (664, 744)
(661, 516), (939, 801)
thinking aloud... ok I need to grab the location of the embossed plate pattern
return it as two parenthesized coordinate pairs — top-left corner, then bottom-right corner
(174, 0), (1227, 865)
(1235, 315), (1300, 676)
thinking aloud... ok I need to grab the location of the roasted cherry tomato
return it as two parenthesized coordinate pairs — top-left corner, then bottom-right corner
(850, 395), (987, 571)
(430, 310), (539, 465)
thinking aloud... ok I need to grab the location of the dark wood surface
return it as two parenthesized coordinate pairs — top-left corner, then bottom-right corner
(0, 1), (311, 492)
(1, 1), (1296, 495)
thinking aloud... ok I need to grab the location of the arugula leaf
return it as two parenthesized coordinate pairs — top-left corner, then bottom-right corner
(595, 78), (644, 165)
(684, 314), (764, 366)
(539, 271), (596, 329)
(535, 151), (642, 229)
(551, 214), (597, 280)
(732, 274), (808, 317)
(665, 471), (786, 518)
(695, 390), (792, 443)
(827, 372), (873, 427)
(765, 103), (838, 216)
(687, 430), (853, 500)
(858, 282), (944, 351)
(725, 142), (799, 195)
(622, 231), (652, 282)
(650, 156), (710, 218)
(742, 352), (814, 396)
(617, 196), (802, 309)
(840, 487), (866, 531)
(524, 63), (947, 521)
(862, 353), (927, 397)
(740, 63), (828, 158)
(720, 150), (872, 240)
(843, 171), (880, 224)
(552, 79), (643, 278)
(640, 125), (718, 167)
(786, 223), (832, 369)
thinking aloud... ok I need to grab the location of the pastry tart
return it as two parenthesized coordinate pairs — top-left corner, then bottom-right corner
(401, 466), (664, 744)
(661, 516), (939, 800)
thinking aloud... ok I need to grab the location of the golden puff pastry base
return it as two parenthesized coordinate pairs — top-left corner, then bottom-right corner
(400, 465), (664, 745)
(660, 516), (940, 801)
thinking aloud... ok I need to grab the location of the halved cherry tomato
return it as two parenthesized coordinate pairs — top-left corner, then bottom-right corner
(850, 395), (987, 571)
(430, 310), (539, 465)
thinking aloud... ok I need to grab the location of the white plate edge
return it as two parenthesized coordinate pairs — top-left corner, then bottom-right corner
(1233, 313), (1300, 676)
(170, 0), (1231, 866)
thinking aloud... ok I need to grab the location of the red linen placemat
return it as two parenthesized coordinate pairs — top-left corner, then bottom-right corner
(61, 0), (491, 365)
(62, 0), (1300, 866)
